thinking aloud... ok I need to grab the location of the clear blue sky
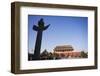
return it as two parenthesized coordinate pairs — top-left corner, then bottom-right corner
(28, 15), (88, 53)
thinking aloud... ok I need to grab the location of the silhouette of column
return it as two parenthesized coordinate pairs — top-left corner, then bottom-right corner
(32, 18), (50, 60)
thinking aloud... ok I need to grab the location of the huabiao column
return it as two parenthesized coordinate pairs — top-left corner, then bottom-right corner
(32, 18), (50, 60)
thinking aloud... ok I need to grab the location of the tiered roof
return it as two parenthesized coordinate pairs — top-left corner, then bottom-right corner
(54, 45), (74, 52)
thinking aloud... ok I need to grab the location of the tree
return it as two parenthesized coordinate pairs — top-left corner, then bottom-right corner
(81, 51), (88, 58)
(40, 49), (49, 60)
(54, 53), (61, 59)
(48, 52), (54, 59)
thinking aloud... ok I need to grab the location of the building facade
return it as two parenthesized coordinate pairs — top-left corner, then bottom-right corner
(54, 45), (81, 59)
